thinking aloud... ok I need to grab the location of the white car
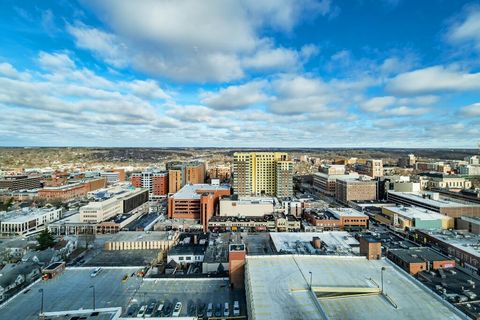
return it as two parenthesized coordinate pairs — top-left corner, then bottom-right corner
(90, 267), (101, 277)
(223, 302), (229, 317)
(206, 303), (213, 317)
(136, 305), (147, 318)
(233, 301), (240, 316)
(172, 302), (182, 317)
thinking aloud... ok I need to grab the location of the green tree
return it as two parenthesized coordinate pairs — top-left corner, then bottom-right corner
(37, 229), (56, 250)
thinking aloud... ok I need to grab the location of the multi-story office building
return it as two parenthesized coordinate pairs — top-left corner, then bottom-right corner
(335, 176), (377, 204)
(233, 152), (293, 198)
(167, 161), (206, 193)
(80, 188), (149, 223)
(0, 175), (42, 191)
(131, 171), (168, 197)
(364, 159), (383, 178)
(313, 171), (359, 196)
(459, 165), (480, 175)
(168, 183), (231, 231)
(0, 207), (63, 236)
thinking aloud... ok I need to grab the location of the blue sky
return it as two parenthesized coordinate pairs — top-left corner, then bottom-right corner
(0, 0), (479, 148)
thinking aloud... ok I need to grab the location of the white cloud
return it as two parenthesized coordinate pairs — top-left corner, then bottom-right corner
(70, 0), (326, 82)
(200, 80), (268, 110)
(0, 63), (30, 80)
(38, 52), (76, 70)
(383, 106), (431, 116)
(447, 7), (480, 51)
(459, 102), (480, 116)
(360, 96), (396, 112)
(386, 65), (480, 95)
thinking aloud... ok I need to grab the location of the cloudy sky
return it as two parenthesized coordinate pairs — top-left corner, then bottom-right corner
(0, 0), (479, 148)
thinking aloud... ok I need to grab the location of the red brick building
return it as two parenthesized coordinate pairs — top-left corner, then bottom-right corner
(168, 184), (231, 231)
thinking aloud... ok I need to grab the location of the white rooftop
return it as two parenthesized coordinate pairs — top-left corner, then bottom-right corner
(173, 184), (230, 200)
(386, 205), (450, 221)
(270, 231), (359, 254)
(246, 255), (464, 320)
(388, 191), (480, 208)
(421, 229), (480, 259)
(0, 207), (61, 223)
(327, 207), (367, 218)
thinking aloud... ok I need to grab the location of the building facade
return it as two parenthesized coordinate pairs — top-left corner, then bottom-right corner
(233, 152), (293, 198)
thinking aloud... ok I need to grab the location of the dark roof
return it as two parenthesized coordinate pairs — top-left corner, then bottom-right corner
(388, 247), (452, 263)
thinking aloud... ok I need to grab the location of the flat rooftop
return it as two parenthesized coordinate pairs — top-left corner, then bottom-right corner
(419, 229), (480, 259)
(245, 255), (465, 320)
(105, 231), (173, 243)
(327, 207), (367, 218)
(386, 205), (450, 221)
(388, 191), (480, 208)
(173, 184), (230, 200)
(0, 207), (60, 223)
(221, 196), (274, 205)
(388, 247), (452, 263)
(270, 231), (359, 255)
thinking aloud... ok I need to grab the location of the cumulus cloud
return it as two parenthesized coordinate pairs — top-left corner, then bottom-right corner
(360, 96), (396, 112)
(386, 65), (480, 95)
(69, 0), (326, 82)
(200, 80), (269, 110)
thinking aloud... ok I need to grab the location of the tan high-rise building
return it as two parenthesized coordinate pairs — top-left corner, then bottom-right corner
(366, 159), (383, 178)
(168, 169), (183, 193)
(233, 152), (293, 198)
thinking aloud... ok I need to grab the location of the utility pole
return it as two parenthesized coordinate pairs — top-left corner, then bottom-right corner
(381, 267), (386, 295)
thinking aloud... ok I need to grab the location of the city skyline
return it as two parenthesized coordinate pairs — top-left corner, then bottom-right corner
(1, 0), (480, 148)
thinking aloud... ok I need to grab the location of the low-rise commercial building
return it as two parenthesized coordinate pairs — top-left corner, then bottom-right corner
(219, 196), (274, 217)
(457, 216), (480, 234)
(419, 173), (472, 191)
(387, 247), (455, 275)
(0, 207), (63, 236)
(303, 207), (368, 231)
(413, 229), (480, 273)
(313, 171), (359, 196)
(387, 191), (480, 218)
(375, 205), (454, 230)
(103, 231), (178, 251)
(37, 178), (106, 200)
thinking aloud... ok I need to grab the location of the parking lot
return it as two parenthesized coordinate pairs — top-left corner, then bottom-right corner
(126, 278), (246, 318)
(0, 268), (246, 319)
(0, 267), (142, 320)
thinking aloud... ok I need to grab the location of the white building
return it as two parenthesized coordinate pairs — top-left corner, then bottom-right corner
(0, 207), (63, 236)
(459, 165), (480, 176)
(219, 196), (274, 217)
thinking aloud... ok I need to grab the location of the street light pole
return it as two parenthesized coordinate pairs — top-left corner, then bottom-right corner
(381, 267), (386, 295)
(38, 288), (44, 316)
(90, 285), (96, 310)
(309, 271), (313, 290)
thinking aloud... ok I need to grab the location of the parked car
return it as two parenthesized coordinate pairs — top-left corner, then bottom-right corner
(136, 305), (147, 318)
(172, 302), (182, 317)
(215, 303), (222, 317)
(223, 302), (229, 317)
(206, 303), (213, 317)
(90, 267), (101, 278)
(233, 300), (240, 316)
